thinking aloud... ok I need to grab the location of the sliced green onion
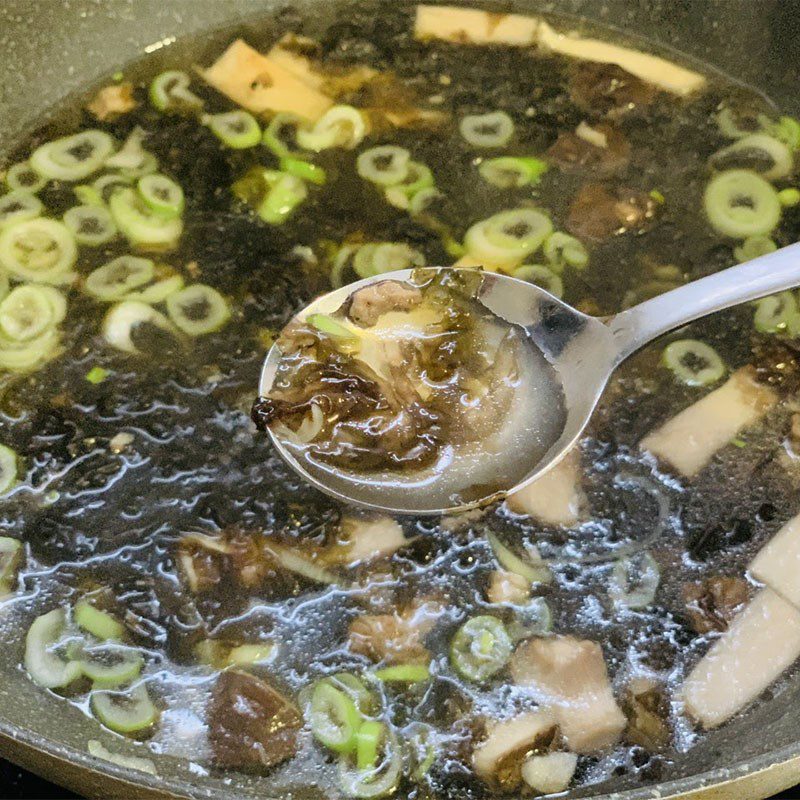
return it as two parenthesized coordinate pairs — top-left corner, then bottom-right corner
(357, 146), (411, 186)
(753, 291), (798, 334)
(716, 107), (757, 140)
(149, 70), (203, 112)
(109, 188), (183, 249)
(91, 683), (158, 735)
(74, 600), (125, 641)
(296, 105), (367, 152)
(0, 446), (18, 495)
(30, 130), (114, 182)
(779, 188), (800, 207)
(372, 242), (425, 275)
(0, 218), (77, 284)
(479, 156), (548, 188)
(406, 723), (436, 780)
(465, 208), (552, 267)
(257, 171), (307, 225)
(93, 173), (132, 203)
(63, 205), (117, 246)
(103, 300), (177, 354)
(610, 552), (661, 610)
(486, 532), (551, 585)
(450, 615), (512, 683)
(544, 232), (589, 270)
(356, 720), (385, 772)
(710, 133), (793, 181)
(0, 536), (23, 595)
(165, 284), (230, 336)
(263, 113), (302, 158)
(85, 256), (155, 301)
(24, 608), (82, 689)
(328, 673), (380, 717)
(307, 313), (359, 344)
(123, 274), (184, 304)
(761, 114), (800, 151)
(137, 174), (185, 219)
(0, 327), (60, 371)
(703, 169), (781, 238)
(206, 111), (262, 149)
(507, 597), (554, 641)
(73, 185), (104, 207)
(85, 366), (109, 384)
(280, 156), (327, 185)
(226, 642), (277, 667)
(459, 111), (514, 148)
(6, 162), (47, 193)
(39, 286), (67, 324)
(0, 191), (43, 227)
(0, 285), (59, 341)
(409, 186), (442, 215)
(338, 727), (402, 799)
(104, 128), (153, 175)
(309, 681), (362, 753)
(662, 339), (726, 386)
(512, 264), (564, 298)
(734, 235), (777, 263)
(373, 663), (430, 683)
(80, 644), (144, 688)
(384, 162), (434, 208)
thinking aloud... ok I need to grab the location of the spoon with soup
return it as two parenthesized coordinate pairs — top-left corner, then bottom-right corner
(253, 243), (800, 514)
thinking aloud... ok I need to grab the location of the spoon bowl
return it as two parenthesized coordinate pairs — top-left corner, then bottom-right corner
(259, 241), (800, 515)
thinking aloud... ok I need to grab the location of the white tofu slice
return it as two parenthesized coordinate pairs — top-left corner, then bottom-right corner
(639, 368), (776, 477)
(510, 636), (626, 753)
(200, 39), (333, 121)
(682, 587), (800, 728)
(415, 5), (540, 46)
(472, 710), (557, 782)
(750, 512), (800, 609)
(505, 448), (585, 526)
(537, 21), (706, 96)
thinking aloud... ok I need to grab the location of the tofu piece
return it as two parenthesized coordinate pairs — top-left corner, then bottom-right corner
(472, 710), (557, 783)
(537, 21), (706, 96)
(487, 570), (531, 605)
(505, 448), (585, 526)
(329, 515), (408, 565)
(521, 751), (578, 794)
(639, 368), (776, 477)
(682, 587), (800, 728)
(267, 42), (326, 89)
(415, 5), (540, 46)
(200, 39), (333, 121)
(750, 512), (800, 608)
(510, 636), (626, 753)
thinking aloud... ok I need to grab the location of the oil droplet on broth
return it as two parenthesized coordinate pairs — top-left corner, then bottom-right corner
(255, 270), (566, 510)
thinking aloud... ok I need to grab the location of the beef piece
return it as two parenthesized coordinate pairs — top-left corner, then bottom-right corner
(566, 182), (657, 240)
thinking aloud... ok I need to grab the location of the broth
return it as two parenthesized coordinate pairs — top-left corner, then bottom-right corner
(0, 3), (799, 797)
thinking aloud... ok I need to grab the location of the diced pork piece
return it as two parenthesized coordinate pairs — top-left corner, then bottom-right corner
(348, 599), (442, 664)
(327, 514), (408, 565)
(487, 570), (531, 605)
(566, 182), (657, 241)
(750, 511), (800, 608)
(683, 576), (751, 634)
(414, 5), (540, 46)
(510, 636), (626, 753)
(87, 83), (137, 120)
(547, 123), (630, 176)
(200, 39), (333, 121)
(472, 710), (558, 790)
(569, 62), (658, 118)
(537, 21), (706, 96)
(209, 670), (302, 770)
(347, 280), (423, 327)
(682, 588), (800, 728)
(639, 368), (777, 477)
(505, 448), (585, 526)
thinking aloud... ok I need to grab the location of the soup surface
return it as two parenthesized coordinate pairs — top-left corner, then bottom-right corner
(1, 3), (800, 797)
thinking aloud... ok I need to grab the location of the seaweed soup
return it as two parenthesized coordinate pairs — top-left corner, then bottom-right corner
(1, 3), (800, 798)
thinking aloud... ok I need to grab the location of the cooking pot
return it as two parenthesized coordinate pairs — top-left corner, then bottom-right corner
(1, 1), (800, 797)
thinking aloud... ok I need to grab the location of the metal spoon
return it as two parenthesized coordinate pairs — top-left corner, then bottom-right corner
(259, 242), (800, 515)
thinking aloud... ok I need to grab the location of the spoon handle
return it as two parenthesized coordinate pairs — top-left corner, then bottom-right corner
(607, 241), (800, 362)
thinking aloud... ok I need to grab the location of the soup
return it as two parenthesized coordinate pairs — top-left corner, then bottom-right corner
(1, 3), (799, 797)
